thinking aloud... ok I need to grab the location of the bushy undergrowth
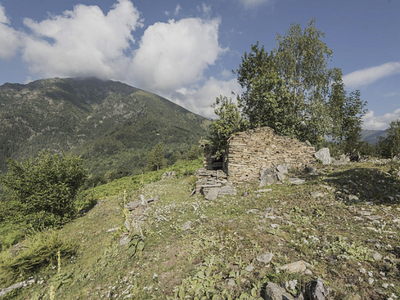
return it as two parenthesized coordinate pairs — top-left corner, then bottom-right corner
(0, 230), (78, 286)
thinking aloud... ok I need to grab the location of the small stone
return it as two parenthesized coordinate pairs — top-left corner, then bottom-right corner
(371, 251), (383, 261)
(257, 189), (273, 193)
(227, 279), (236, 287)
(304, 269), (313, 276)
(246, 265), (254, 272)
(348, 194), (359, 201)
(277, 261), (307, 274)
(311, 191), (325, 198)
(288, 178), (305, 185)
(368, 278), (374, 285)
(181, 221), (192, 231)
(256, 252), (274, 264)
(270, 224), (278, 229)
(382, 283), (389, 289)
(276, 164), (289, 174)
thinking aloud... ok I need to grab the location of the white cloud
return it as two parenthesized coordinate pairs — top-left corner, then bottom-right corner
(343, 61), (400, 88)
(131, 17), (224, 93)
(239, 0), (273, 9)
(174, 4), (182, 15)
(362, 109), (400, 130)
(21, 0), (142, 79)
(197, 3), (212, 18)
(0, 4), (23, 59)
(170, 77), (241, 118)
(383, 92), (400, 97)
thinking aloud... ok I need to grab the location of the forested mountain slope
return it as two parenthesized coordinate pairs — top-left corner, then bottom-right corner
(0, 77), (210, 175)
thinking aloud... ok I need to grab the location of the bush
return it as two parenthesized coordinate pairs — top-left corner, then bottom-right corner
(0, 151), (87, 229)
(0, 230), (79, 285)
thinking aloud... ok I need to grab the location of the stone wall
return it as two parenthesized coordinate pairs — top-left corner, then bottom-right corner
(224, 127), (315, 183)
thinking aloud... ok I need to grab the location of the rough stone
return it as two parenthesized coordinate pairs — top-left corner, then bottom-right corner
(182, 221), (192, 231)
(276, 172), (286, 182)
(288, 178), (305, 185)
(305, 278), (329, 300)
(256, 252), (274, 264)
(277, 260), (307, 274)
(277, 164), (290, 174)
(125, 201), (141, 211)
(310, 191), (325, 199)
(305, 166), (317, 173)
(371, 251), (383, 261)
(314, 148), (331, 165)
(205, 188), (219, 200)
(260, 174), (276, 187)
(265, 282), (294, 300)
(218, 185), (237, 196)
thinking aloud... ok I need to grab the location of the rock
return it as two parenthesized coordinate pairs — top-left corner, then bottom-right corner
(304, 269), (313, 276)
(277, 261), (307, 274)
(125, 201), (141, 211)
(205, 188), (219, 200)
(246, 264), (254, 272)
(182, 221), (192, 231)
(124, 220), (131, 231)
(348, 194), (359, 201)
(276, 172), (286, 182)
(285, 279), (298, 291)
(256, 252), (274, 264)
(227, 279), (236, 287)
(288, 178), (305, 185)
(120, 234), (130, 246)
(106, 227), (119, 233)
(371, 251), (383, 261)
(257, 189), (273, 193)
(276, 164), (290, 174)
(265, 282), (283, 300)
(310, 191), (325, 198)
(265, 282), (294, 300)
(305, 278), (329, 300)
(314, 148), (331, 165)
(218, 185), (237, 196)
(0, 281), (26, 297)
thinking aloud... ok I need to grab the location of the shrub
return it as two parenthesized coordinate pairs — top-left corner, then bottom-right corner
(1, 151), (87, 229)
(0, 230), (79, 285)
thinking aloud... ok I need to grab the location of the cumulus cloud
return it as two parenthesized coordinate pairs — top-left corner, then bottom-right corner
(343, 61), (400, 88)
(174, 4), (182, 15)
(170, 77), (241, 118)
(239, 0), (273, 9)
(131, 17), (224, 93)
(362, 109), (400, 130)
(21, 0), (142, 79)
(0, 4), (23, 59)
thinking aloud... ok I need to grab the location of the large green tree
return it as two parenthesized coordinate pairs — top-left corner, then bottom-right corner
(1, 151), (87, 228)
(146, 143), (166, 171)
(211, 19), (367, 156)
(378, 120), (400, 158)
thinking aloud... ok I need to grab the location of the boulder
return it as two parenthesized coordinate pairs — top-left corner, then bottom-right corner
(265, 282), (294, 300)
(205, 188), (219, 200)
(277, 260), (307, 274)
(314, 148), (331, 165)
(304, 278), (329, 300)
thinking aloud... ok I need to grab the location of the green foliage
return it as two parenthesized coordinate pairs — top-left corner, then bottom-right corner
(211, 19), (367, 157)
(146, 143), (167, 171)
(209, 96), (248, 158)
(377, 119), (400, 158)
(0, 230), (79, 286)
(1, 151), (87, 229)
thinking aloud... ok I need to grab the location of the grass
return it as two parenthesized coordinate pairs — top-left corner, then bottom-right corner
(0, 159), (399, 299)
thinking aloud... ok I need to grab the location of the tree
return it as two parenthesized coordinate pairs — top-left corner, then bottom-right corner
(146, 143), (166, 171)
(378, 120), (400, 158)
(209, 96), (248, 159)
(234, 20), (335, 143)
(329, 69), (367, 152)
(1, 151), (87, 228)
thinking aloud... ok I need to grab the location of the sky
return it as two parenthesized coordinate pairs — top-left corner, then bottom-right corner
(0, 0), (399, 130)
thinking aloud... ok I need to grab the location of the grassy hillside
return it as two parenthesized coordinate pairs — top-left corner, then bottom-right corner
(0, 77), (210, 176)
(1, 159), (399, 299)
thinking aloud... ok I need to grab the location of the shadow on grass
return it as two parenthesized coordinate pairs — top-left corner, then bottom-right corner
(323, 167), (400, 205)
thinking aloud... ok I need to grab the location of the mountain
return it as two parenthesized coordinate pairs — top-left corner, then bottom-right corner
(0, 77), (210, 175)
(360, 129), (387, 145)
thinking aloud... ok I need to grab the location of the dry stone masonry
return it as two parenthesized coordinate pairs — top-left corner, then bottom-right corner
(225, 127), (315, 183)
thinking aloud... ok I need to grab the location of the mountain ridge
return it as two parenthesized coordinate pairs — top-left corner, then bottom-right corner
(0, 77), (210, 175)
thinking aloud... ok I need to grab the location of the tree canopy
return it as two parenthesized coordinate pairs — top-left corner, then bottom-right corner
(210, 19), (367, 155)
(1, 151), (87, 229)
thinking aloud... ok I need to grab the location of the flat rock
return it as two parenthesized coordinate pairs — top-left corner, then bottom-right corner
(182, 221), (192, 231)
(125, 201), (141, 211)
(265, 282), (294, 300)
(277, 260), (307, 274)
(288, 178), (305, 185)
(205, 188), (219, 200)
(310, 191), (325, 198)
(218, 185), (237, 196)
(314, 148), (331, 165)
(276, 164), (289, 174)
(257, 252), (274, 264)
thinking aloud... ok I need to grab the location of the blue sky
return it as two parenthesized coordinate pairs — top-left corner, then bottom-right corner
(0, 0), (399, 129)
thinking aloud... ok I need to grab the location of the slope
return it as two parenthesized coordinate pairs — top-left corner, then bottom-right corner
(0, 77), (210, 175)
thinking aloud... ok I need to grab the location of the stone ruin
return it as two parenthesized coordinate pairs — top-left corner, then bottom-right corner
(196, 126), (317, 198)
